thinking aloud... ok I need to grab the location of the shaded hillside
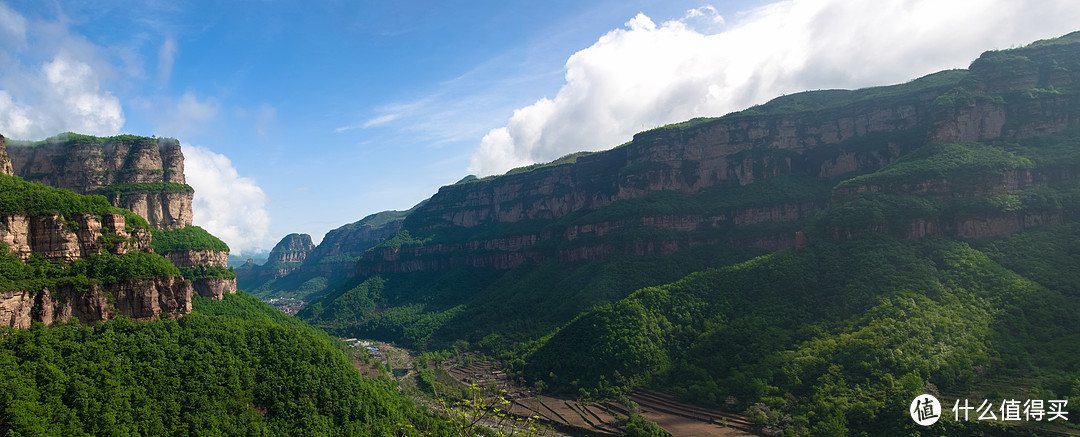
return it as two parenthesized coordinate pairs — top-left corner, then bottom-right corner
(298, 31), (1080, 362)
(239, 207), (415, 300)
(521, 233), (1080, 435)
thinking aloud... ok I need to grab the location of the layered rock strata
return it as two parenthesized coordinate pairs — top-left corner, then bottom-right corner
(6, 134), (193, 229)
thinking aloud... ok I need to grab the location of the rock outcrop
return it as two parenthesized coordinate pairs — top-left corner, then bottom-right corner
(163, 249), (229, 269)
(238, 209), (409, 298)
(0, 134), (13, 176)
(348, 32), (1080, 276)
(268, 233), (315, 265)
(0, 277), (192, 329)
(162, 248), (235, 299)
(6, 134), (194, 229)
(0, 213), (149, 261)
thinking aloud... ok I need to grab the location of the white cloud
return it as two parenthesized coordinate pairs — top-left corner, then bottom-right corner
(153, 91), (219, 137)
(183, 144), (271, 253)
(0, 6), (124, 140)
(157, 37), (177, 86)
(362, 113), (400, 129)
(40, 54), (125, 136)
(0, 2), (27, 48)
(468, 0), (1080, 176)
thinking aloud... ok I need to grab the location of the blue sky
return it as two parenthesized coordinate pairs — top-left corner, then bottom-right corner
(1, 0), (1078, 254)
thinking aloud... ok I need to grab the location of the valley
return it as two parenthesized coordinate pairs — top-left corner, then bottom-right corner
(2, 29), (1080, 437)
(345, 338), (756, 437)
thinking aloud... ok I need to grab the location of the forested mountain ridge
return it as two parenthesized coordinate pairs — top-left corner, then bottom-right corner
(0, 133), (237, 327)
(299, 31), (1080, 361)
(0, 170), (194, 327)
(0, 140), (451, 435)
(237, 206), (416, 301)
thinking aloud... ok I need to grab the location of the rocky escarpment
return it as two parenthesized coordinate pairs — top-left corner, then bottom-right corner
(163, 249), (229, 269)
(298, 31), (1080, 357)
(0, 277), (192, 329)
(0, 134), (13, 176)
(0, 149), (213, 327)
(269, 233), (315, 265)
(929, 40), (1080, 143)
(359, 201), (818, 274)
(0, 213), (150, 261)
(6, 133), (194, 229)
(238, 209), (409, 299)
(409, 42), (1079, 234)
(350, 34), (1080, 276)
(162, 249), (235, 299)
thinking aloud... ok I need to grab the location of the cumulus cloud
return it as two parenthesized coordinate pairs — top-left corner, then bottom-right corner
(184, 144), (271, 253)
(0, 6), (124, 139)
(469, 0), (1080, 175)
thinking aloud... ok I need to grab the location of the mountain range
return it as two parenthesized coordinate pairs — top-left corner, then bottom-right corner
(3, 30), (1080, 436)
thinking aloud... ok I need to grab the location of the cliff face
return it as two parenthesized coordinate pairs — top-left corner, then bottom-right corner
(163, 249), (235, 299)
(929, 42), (1080, 144)
(6, 134), (193, 229)
(358, 202), (817, 274)
(164, 249), (229, 268)
(109, 192), (193, 231)
(350, 35), (1080, 276)
(238, 210), (408, 299)
(268, 233), (315, 265)
(0, 134), (12, 176)
(0, 213), (150, 261)
(0, 277), (192, 329)
(297, 31), (1080, 353)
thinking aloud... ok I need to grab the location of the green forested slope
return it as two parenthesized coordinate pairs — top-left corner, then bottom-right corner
(519, 235), (1080, 435)
(0, 292), (453, 436)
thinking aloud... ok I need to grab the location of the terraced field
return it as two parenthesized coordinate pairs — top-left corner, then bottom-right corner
(448, 360), (755, 436)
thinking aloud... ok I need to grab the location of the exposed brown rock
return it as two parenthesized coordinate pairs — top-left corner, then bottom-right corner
(163, 249), (229, 269)
(109, 192), (194, 230)
(0, 213), (145, 261)
(0, 134), (12, 176)
(163, 249), (238, 298)
(0, 277), (193, 328)
(7, 135), (193, 229)
(269, 233), (315, 264)
(193, 277), (237, 299)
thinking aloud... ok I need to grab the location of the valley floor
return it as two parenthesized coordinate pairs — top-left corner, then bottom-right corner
(342, 338), (755, 437)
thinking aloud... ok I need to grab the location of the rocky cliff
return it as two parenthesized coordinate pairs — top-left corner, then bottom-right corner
(0, 134), (13, 176)
(0, 213), (150, 261)
(0, 141), (219, 327)
(149, 226), (236, 299)
(6, 133), (194, 229)
(0, 277), (192, 328)
(348, 33), (1080, 276)
(163, 249), (229, 268)
(238, 208), (409, 300)
(294, 32), (1080, 351)
(269, 233), (315, 265)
